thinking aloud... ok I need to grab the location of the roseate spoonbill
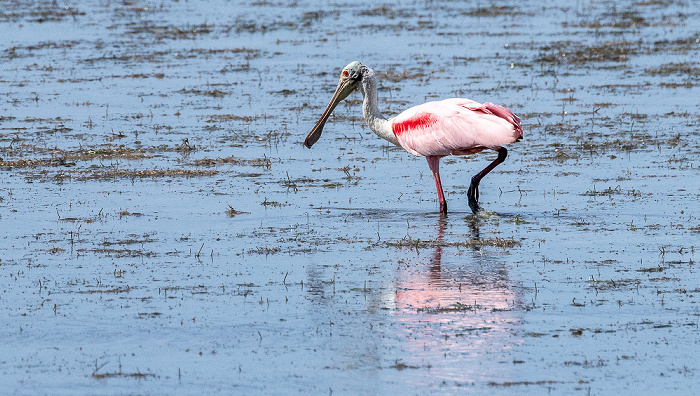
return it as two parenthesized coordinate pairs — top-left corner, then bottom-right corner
(304, 61), (523, 214)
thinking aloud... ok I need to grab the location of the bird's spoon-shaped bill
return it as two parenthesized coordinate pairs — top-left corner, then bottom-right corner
(304, 78), (356, 148)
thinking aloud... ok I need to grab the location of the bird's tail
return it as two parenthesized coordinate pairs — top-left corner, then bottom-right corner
(483, 102), (523, 140)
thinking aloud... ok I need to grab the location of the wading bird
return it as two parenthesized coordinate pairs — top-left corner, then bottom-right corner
(304, 61), (522, 214)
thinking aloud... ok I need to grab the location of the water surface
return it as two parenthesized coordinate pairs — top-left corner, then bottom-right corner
(1, 0), (699, 393)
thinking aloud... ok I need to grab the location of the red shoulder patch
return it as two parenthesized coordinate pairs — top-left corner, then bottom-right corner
(392, 112), (438, 136)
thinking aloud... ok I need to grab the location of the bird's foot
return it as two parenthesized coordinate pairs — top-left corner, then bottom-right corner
(467, 181), (480, 214)
(439, 201), (448, 215)
(468, 197), (480, 214)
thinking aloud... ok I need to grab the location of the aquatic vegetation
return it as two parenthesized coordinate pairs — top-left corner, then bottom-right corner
(1, 0), (699, 394)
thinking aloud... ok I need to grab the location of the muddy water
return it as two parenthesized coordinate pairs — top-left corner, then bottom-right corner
(1, 0), (699, 394)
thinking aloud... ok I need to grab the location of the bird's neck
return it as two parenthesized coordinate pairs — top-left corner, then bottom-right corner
(360, 71), (399, 146)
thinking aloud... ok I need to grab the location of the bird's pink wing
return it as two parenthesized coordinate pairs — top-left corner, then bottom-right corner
(391, 98), (522, 157)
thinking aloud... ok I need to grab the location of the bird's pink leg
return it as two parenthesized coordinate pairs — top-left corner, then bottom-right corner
(468, 147), (508, 213)
(426, 156), (447, 214)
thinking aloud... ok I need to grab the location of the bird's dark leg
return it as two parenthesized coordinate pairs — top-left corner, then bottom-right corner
(426, 156), (447, 215)
(468, 147), (508, 213)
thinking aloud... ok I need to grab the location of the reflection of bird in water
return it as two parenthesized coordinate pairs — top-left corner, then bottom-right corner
(391, 218), (523, 383)
(394, 217), (517, 316)
(304, 61), (523, 214)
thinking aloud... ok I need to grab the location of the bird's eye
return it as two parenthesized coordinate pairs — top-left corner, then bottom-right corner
(342, 70), (349, 77)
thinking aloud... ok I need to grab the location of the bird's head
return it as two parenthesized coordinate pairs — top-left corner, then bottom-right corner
(304, 61), (364, 148)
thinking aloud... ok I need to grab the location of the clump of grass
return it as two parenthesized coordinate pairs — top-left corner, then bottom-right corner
(388, 361), (420, 370)
(176, 138), (196, 152)
(644, 62), (700, 76)
(377, 70), (426, 83)
(119, 210), (144, 218)
(0, 158), (62, 169)
(488, 380), (567, 387)
(583, 185), (622, 197)
(202, 114), (259, 123)
(636, 266), (664, 273)
(77, 168), (218, 180)
(261, 198), (287, 207)
(79, 286), (131, 294)
(419, 302), (480, 313)
(247, 246), (281, 255)
(0, 144), (200, 170)
(226, 205), (249, 217)
(126, 23), (213, 39)
(92, 368), (155, 379)
(177, 88), (231, 97)
(191, 156), (271, 168)
(270, 89), (297, 97)
(463, 6), (530, 17)
(537, 40), (639, 64)
(387, 236), (520, 249)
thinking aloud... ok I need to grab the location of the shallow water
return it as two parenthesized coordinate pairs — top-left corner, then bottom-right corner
(1, 0), (699, 394)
